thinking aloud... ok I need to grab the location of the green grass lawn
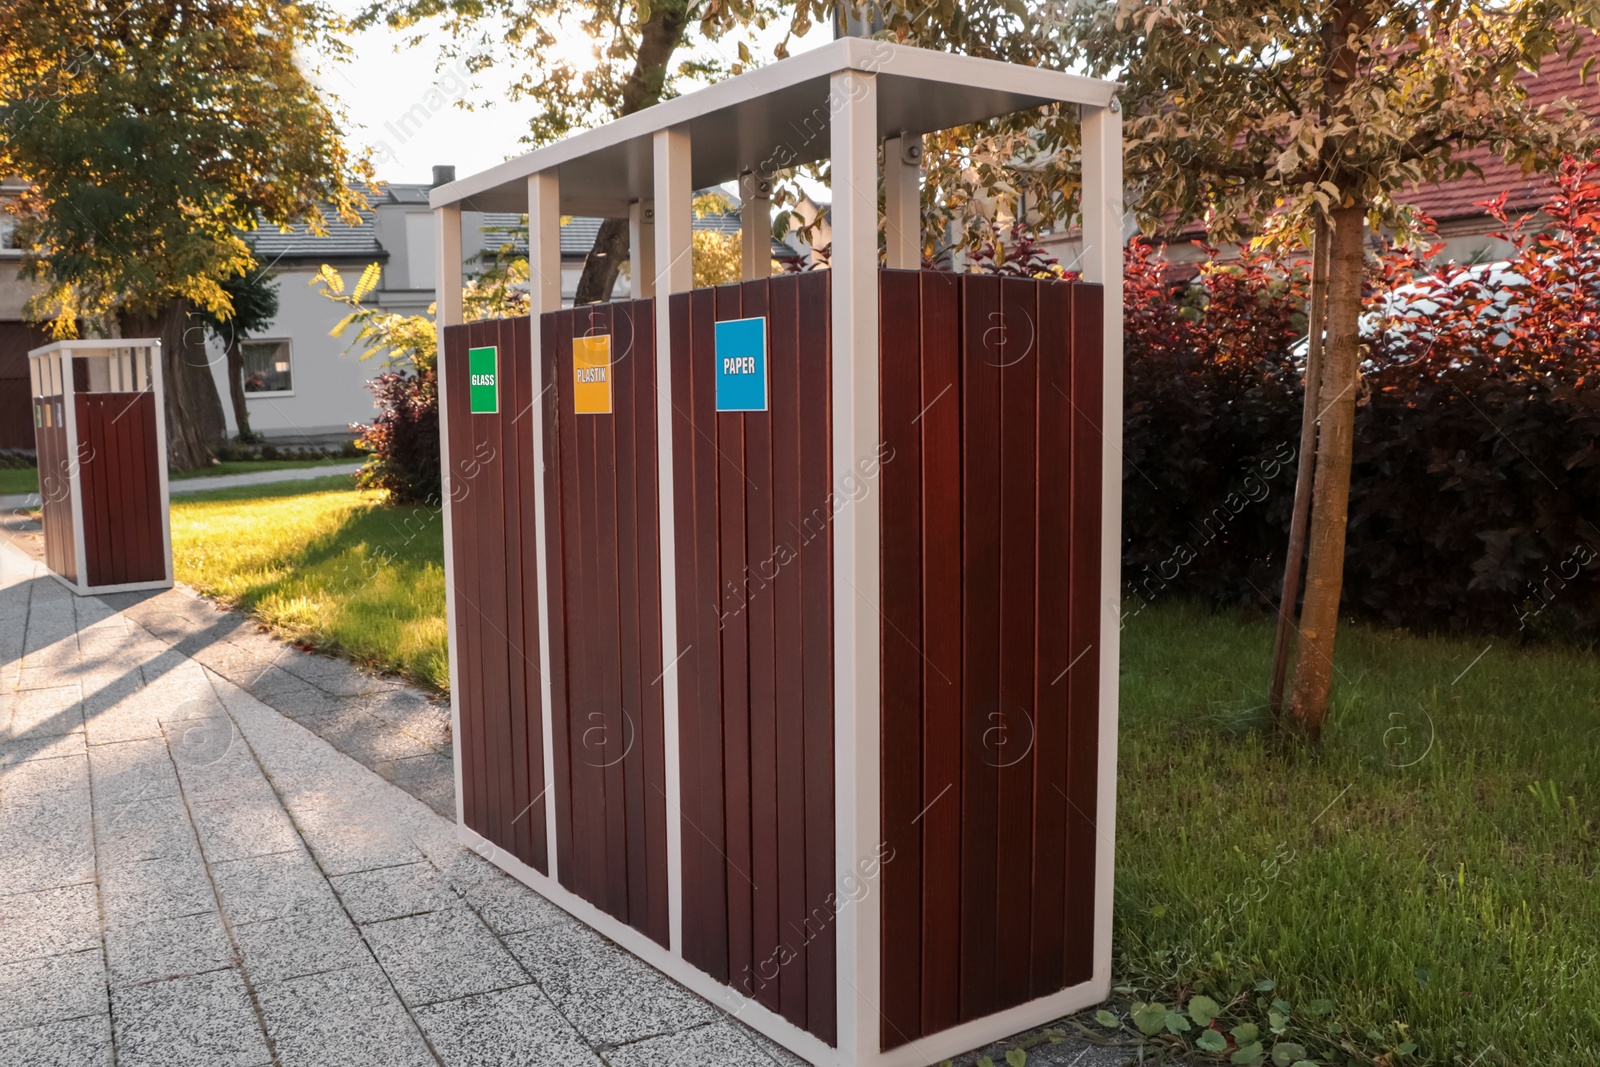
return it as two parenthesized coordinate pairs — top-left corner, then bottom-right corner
(0, 466), (39, 495)
(1, 457), (338, 496)
(166, 479), (1597, 1065)
(169, 476), (447, 690)
(1111, 602), (1599, 1065)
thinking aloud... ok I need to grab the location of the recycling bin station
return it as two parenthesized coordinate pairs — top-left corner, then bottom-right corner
(430, 38), (1122, 1067)
(27, 339), (173, 596)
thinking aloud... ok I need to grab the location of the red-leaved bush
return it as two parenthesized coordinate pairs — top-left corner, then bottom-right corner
(352, 366), (441, 506)
(1122, 154), (1600, 642)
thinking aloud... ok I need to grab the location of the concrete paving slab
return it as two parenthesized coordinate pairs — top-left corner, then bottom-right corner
(605, 1019), (782, 1067)
(330, 861), (456, 925)
(504, 919), (721, 1047)
(256, 964), (436, 1067)
(412, 984), (599, 1067)
(0, 950), (108, 1033)
(233, 905), (371, 985)
(98, 856), (216, 930)
(0, 749), (88, 799)
(189, 792), (302, 863)
(103, 910), (236, 987)
(109, 967), (272, 1067)
(359, 907), (528, 1008)
(213, 849), (341, 926)
(0, 1013), (114, 1067)
(0, 883), (101, 964)
(93, 793), (201, 869)
(85, 739), (179, 806)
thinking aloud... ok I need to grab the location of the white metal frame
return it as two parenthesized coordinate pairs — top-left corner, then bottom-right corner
(25, 338), (173, 597)
(431, 39), (1123, 1067)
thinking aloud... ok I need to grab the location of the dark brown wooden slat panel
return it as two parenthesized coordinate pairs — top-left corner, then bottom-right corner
(136, 393), (164, 582)
(683, 286), (730, 980)
(878, 268), (925, 1049)
(917, 270), (964, 1036)
(767, 275), (809, 1029)
(77, 396), (109, 587)
(1029, 279), (1075, 995)
(497, 317), (533, 867)
(631, 300), (671, 946)
(105, 394), (131, 586)
(712, 283), (755, 1001)
(109, 394), (145, 585)
(586, 304), (630, 920)
(513, 317), (549, 873)
(110, 395), (144, 585)
(669, 291), (709, 974)
(612, 302), (649, 927)
(486, 318), (518, 854)
(1064, 283), (1104, 985)
(83, 396), (111, 586)
(994, 278), (1040, 1011)
(958, 273), (1003, 1023)
(796, 268), (836, 1044)
(737, 279), (783, 1015)
(542, 311), (576, 879)
(570, 307), (608, 905)
(113, 398), (144, 588)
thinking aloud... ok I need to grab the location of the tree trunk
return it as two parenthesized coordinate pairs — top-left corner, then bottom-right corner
(224, 336), (253, 441)
(573, 1), (691, 305)
(1270, 215), (1329, 719)
(122, 298), (226, 471)
(573, 219), (631, 305)
(1287, 201), (1365, 737)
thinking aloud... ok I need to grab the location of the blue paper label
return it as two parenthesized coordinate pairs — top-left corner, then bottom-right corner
(714, 317), (768, 413)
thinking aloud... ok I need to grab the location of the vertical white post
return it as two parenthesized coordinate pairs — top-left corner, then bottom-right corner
(629, 201), (656, 300)
(529, 173), (563, 314)
(60, 350), (90, 593)
(148, 342), (172, 587)
(525, 171), (563, 881)
(435, 204), (467, 829)
(739, 171), (772, 280)
(1079, 99), (1123, 1002)
(830, 67), (880, 1063)
(883, 133), (922, 270)
(653, 126), (693, 956)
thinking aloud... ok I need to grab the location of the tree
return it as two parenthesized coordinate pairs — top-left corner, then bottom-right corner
(0, 0), (370, 469)
(196, 268), (280, 443)
(357, 0), (824, 304)
(1062, 0), (1600, 738)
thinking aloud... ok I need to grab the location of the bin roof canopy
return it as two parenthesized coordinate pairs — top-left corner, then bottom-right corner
(430, 38), (1118, 215)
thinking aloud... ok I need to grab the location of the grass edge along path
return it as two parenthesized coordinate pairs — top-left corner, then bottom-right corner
(1, 457), (342, 496)
(169, 475), (448, 692)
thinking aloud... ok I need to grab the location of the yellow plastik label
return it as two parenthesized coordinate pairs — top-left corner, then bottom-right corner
(572, 334), (612, 415)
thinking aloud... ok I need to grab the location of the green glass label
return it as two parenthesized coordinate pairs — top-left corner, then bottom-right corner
(468, 345), (498, 414)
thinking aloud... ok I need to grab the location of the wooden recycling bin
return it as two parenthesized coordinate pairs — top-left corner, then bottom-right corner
(433, 39), (1122, 1067)
(27, 339), (173, 595)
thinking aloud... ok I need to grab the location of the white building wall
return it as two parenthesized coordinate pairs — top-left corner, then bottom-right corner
(204, 265), (385, 443)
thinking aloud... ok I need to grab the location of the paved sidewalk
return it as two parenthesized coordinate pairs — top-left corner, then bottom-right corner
(0, 536), (1128, 1067)
(0, 461), (363, 510)
(0, 540), (805, 1067)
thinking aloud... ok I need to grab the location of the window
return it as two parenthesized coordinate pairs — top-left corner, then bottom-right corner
(241, 339), (293, 394)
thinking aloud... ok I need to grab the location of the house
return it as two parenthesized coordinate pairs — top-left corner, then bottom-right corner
(0, 177), (50, 451)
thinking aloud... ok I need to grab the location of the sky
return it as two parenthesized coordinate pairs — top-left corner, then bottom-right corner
(314, 6), (835, 188)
